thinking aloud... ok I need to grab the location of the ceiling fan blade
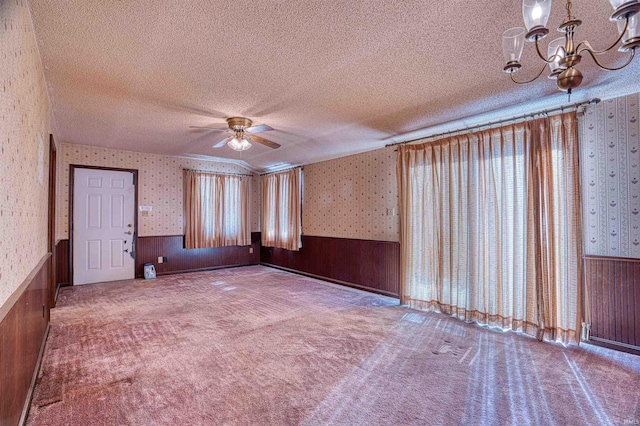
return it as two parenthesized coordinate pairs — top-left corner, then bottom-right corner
(247, 134), (281, 149)
(189, 126), (230, 132)
(213, 136), (234, 148)
(245, 124), (273, 134)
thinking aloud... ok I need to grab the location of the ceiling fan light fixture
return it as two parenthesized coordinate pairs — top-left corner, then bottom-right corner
(227, 136), (252, 151)
(240, 137), (252, 151)
(191, 116), (280, 151)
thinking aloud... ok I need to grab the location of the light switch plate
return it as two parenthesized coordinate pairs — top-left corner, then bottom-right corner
(158, 256), (163, 263)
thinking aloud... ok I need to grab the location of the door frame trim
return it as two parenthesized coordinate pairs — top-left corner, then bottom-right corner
(69, 165), (139, 286)
(48, 135), (57, 306)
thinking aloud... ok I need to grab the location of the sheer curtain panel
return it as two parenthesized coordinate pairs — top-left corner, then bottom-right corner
(261, 168), (302, 251)
(184, 170), (251, 249)
(397, 112), (582, 345)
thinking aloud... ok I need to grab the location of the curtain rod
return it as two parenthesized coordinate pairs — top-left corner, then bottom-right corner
(183, 168), (253, 177)
(259, 165), (303, 176)
(385, 98), (601, 148)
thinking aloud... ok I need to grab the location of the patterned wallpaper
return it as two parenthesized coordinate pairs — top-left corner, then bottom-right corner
(57, 144), (259, 238)
(0, 0), (53, 306)
(303, 147), (399, 242)
(580, 93), (640, 258)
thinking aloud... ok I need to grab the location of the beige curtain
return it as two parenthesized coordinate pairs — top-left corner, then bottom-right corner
(397, 112), (582, 345)
(184, 170), (251, 249)
(261, 168), (302, 251)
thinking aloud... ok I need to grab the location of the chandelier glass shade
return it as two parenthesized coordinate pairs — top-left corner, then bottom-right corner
(547, 37), (566, 76)
(503, 0), (640, 95)
(503, 27), (526, 65)
(523, 0), (552, 31)
(618, 12), (639, 48)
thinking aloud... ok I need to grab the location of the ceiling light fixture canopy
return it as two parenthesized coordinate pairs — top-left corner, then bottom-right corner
(503, 0), (640, 98)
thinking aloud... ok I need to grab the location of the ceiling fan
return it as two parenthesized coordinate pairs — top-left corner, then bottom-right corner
(190, 117), (281, 151)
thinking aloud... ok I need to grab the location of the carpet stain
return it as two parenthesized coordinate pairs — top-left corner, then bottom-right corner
(36, 399), (62, 409)
(108, 377), (133, 387)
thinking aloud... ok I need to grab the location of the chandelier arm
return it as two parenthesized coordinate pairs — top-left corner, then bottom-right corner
(577, 19), (629, 55)
(583, 47), (636, 71)
(510, 64), (548, 84)
(534, 36), (556, 63)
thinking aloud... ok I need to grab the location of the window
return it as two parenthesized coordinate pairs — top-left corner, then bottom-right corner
(261, 168), (302, 251)
(184, 170), (251, 248)
(397, 113), (582, 344)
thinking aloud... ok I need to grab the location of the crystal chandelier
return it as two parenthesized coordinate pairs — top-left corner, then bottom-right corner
(502, 0), (639, 97)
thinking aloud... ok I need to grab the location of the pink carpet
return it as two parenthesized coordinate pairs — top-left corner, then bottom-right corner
(27, 265), (639, 425)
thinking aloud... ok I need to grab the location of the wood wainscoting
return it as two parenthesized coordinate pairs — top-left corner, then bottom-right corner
(135, 232), (261, 278)
(55, 234), (261, 282)
(0, 254), (51, 426)
(54, 239), (70, 289)
(261, 235), (400, 298)
(584, 255), (640, 354)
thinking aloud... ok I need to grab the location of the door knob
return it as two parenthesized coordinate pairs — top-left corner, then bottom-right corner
(124, 231), (132, 235)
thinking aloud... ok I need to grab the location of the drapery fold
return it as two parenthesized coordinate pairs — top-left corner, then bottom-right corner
(261, 168), (302, 251)
(397, 112), (582, 345)
(184, 170), (251, 249)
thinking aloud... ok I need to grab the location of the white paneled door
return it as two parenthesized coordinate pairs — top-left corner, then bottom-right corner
(73, 168), (136, 285)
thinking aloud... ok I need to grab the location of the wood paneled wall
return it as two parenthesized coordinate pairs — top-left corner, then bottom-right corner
(135, 233), (261, 278)
(0, 254), (51, 426)
(585, 255), (640, 352)
(55, 234), (261, 283)
(261, 235), (400, 298)
(55, 239), (70, 288)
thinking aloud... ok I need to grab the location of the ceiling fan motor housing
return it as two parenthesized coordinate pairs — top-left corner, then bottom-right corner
(226, 117), (253, 130)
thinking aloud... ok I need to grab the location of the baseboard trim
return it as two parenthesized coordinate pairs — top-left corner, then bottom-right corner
(138, 262), (260, 279)
(19, 323), (50, 426)
(261, 262), (400, 298)
(587, 337), (640, 356)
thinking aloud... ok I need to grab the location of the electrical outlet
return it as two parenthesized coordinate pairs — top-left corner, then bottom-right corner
(249, 247), (253, 254)
(158, 256), (163, 263)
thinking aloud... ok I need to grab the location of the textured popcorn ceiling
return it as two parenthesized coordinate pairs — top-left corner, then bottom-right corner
(29, 0), (640, 171)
